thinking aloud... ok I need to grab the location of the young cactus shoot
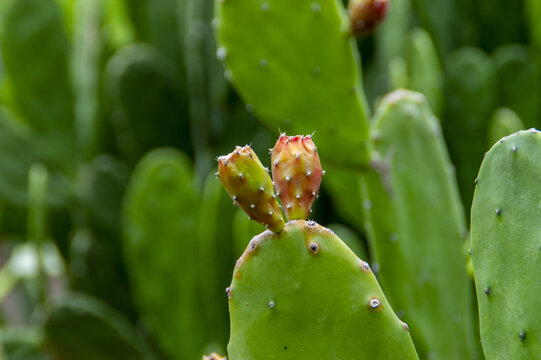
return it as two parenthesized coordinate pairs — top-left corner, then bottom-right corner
(217, 146), (284, 233)
(271, 134), (323, 221)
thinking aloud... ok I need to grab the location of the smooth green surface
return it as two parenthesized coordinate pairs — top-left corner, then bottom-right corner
(215, 0), (370, 167)
(406, 28), (442, 116)
(493, 44), (541, 129)
(43, 293), (148, 360)
(122, 148), (202, 359)
(228, 220), (418, 360)
(487, 108), (525, 148)
(471, 130), (541, 359)
(443, 47), (496, 217)
(363, 90), (477, 359)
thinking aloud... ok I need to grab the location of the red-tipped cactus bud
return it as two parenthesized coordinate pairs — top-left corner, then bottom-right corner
(271, 134), (323, 221)
(348, 0), (388, 37)
(218, 146), (284, 233)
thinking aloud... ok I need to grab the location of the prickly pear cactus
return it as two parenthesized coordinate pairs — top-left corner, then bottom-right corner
(218, 146), (283, 233)
(471, 129), (541, 358)
(218, 137), (419, 360)
(362, 90), (478, 359)
(214, 0), (370, 166)
(228, 221), (417, 360)
(270, 134), (322, 220)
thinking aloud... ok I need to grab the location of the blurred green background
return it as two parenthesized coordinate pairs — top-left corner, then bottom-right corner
(0, 0), (538, 358)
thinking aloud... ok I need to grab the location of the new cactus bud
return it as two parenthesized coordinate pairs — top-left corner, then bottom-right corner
(348, 0), (389, 37)
(271, 134), (323, 221)
(218, 146), (284, 233)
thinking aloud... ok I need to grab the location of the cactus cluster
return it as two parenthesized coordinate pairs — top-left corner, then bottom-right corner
(1, 0), (540, 358)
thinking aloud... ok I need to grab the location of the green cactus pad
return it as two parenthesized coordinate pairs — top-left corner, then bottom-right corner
(471, 129), (541, 358)
(227, 220), (418, 360)
(362, 90), (477, 359)
(122, 148), (203, 359)
(215, 0), (370, 166)
(405, 28), (442, 116)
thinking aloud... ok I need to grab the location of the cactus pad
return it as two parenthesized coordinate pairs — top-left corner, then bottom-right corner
(214, 0), (370, 166)
(270, 134), (322, 220)
(218, 146), (284, 233)
(471, 129), (541, 358)
(227, 220), (418, 359)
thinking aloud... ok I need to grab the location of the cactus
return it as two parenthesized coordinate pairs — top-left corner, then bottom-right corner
(471, 129), (541, 358)
(218, 146), (283, 233)
(347, 0), (388, 37)
(218, 138), (419, 359)
(227, 220), (418, 359)
(493, 44), (541, 129)
(487, 108), (525, 148)
(405, 28), (443, 116)
(362, 90), (478, 359)
(214, 0), (370, 166)
(122, 148), (203, 359)
(443, 47), (496, 217)
(270, 134), (322, 221)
